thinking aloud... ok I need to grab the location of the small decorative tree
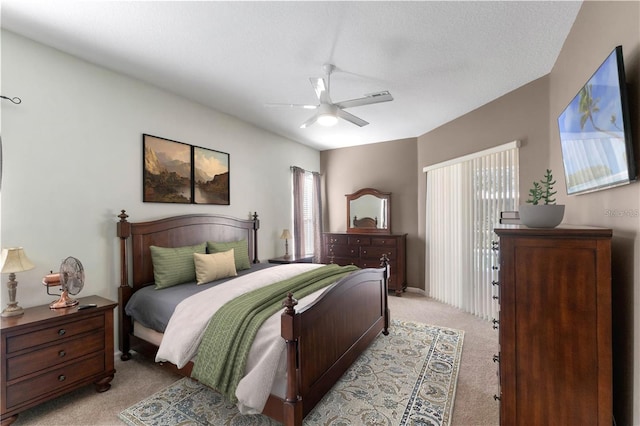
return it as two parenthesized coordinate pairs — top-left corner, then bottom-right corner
(526, 169), (557, 205)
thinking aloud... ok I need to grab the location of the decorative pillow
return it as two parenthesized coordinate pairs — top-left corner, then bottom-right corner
(150, 242), (206, 289)
(194, 250), (237, 285)
(207, 239), (251, 271)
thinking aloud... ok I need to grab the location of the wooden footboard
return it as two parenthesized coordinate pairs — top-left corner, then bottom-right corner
(116, 210), (389, 426)
(276, 263), (389, 425)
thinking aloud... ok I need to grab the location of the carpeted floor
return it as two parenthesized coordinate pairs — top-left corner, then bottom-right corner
(119, 319), (463, 426)
(12, 292), (499, 425)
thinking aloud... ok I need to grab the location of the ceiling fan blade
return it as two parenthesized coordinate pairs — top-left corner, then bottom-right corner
(335, 91), (393, 109)
(337, 109), (369, 127)
(310, 77), (332, 103)
(264, 102), (317, 109)
(300, 114), (318, 129)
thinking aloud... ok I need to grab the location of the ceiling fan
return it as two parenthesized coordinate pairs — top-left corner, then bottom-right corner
(266, 64), (393, 128)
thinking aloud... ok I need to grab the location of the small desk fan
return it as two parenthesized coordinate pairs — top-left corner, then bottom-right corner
(44, 256), (85, 309)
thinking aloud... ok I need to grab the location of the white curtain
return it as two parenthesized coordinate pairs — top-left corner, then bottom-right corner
(425, 141), (519, 320)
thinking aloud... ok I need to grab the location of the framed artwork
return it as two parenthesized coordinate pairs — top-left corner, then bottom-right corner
(143, 134), (192, 203)
(193, 146), (230, 205)
(142, 134), (230, 205)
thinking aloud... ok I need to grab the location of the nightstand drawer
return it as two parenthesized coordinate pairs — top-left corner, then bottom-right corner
(6, 315), (104, 354)
(7, 331), (104, 381)
(5, 352), (105, 410)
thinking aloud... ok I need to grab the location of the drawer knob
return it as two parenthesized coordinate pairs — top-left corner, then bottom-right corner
(492, 354), (500, 363)
(492, 295), (499, 300)
(491, 280), (499, 287)
(59, 350), (66, 357)
(58, 329), (66, 336)
(58, 375), (66, 382)
(492, 318), (499, 330)
(493, 394), (501, 401)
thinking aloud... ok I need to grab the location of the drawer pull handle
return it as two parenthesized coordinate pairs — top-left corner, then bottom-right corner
(58, 329), (66, 336)
(58, 375), (66, 382)
(493, 394), (500, 401)
(59, 350), (66, 357)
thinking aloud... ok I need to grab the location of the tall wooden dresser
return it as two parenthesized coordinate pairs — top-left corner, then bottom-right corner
(494, 226), (612, 425)
(322, 232), (407, 295)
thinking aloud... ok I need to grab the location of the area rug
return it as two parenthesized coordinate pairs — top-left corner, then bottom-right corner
(119, 319), (464, 426)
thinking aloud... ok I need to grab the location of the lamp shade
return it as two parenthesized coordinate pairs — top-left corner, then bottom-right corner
(1, 248), (35, 274)
(280, 229), (292, 240)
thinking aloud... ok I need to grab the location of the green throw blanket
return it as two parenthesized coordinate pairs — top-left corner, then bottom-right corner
(191, 264), (359, 402)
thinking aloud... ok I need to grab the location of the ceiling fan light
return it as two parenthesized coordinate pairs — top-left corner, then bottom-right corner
(317, 113), (338, 126)
(316, 103), (338, 126)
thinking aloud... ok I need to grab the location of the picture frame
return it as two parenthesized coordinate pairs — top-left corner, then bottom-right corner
(142, 134), (230, 205)
(143, 134), (192, 204)
(193, 146), (230, 205)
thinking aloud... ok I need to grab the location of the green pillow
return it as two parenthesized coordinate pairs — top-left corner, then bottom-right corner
(207, 239), (251, 271)
(150, 242), (206, 289)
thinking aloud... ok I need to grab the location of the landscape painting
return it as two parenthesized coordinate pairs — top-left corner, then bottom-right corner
(194, 146), (229, 205)
(143, 134), (192, 203)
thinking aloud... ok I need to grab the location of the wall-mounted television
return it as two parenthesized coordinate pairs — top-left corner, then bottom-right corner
(558, 45), (637, 195)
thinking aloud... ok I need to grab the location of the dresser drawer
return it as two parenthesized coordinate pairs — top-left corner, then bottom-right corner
(347, 236), (370, 245)
(7, 331), (105, 381)
(330, 257), (358, 266)
(370, 237), (397, 247)
(326, 234), (348, 245)
(5, 352), (105, 410)
(361, 246), (396, 260)
(360, 259), (388, 269)
(6, 315), (104, 354)
(328, 245), (359, 258)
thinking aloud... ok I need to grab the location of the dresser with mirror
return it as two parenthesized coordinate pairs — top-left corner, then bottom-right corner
(322, 188), (407, 295)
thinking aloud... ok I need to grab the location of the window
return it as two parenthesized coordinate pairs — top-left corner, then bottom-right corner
(301, 171), (315, 255)
(292, 166), (322, 261)
(424, 141), (519, 320)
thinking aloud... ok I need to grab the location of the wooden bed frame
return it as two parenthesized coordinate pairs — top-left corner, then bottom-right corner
(116, 210), (390, 426)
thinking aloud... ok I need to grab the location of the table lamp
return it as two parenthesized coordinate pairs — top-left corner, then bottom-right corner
(1, 247), (35, 317)
(280, 229), (292, 260)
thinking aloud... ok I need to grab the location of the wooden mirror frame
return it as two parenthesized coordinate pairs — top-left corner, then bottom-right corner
(346, 188), (391, 234)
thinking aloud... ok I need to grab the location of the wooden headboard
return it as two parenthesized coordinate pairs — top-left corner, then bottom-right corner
(117, 210), (260, 290)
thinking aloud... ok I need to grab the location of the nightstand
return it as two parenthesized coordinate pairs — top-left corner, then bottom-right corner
(1, 295), (117, 426)
(268, 255), (314, 264)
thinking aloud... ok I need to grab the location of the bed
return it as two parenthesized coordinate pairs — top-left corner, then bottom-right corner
(116, 210), (390, 426)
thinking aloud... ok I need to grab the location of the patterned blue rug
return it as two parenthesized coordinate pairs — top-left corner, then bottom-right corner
(119, 319), (464, 426)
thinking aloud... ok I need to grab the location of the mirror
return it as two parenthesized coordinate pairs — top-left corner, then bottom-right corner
(346, 188), (391, 234)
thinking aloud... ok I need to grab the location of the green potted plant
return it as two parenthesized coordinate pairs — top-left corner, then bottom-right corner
(519, 169), (565, 228)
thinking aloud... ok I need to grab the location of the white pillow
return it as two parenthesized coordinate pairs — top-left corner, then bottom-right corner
(194, 249), (237, 285)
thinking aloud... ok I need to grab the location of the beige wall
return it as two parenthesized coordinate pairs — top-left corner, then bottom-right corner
(548, 2), (639, 424)
(320, 138), (419, 287)
(417, 76), (551, 290)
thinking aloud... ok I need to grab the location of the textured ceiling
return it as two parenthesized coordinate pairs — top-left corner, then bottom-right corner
(1, 1), (582, 151)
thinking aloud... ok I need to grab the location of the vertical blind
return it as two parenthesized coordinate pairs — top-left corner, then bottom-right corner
(424, 141), (519, 320)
